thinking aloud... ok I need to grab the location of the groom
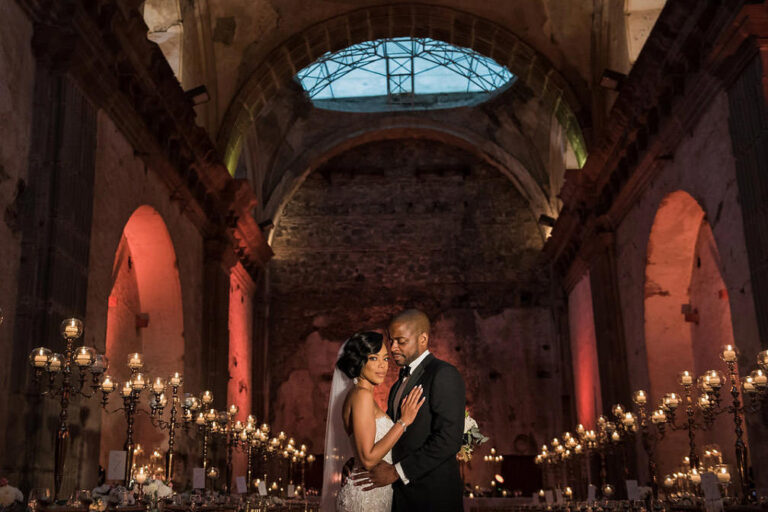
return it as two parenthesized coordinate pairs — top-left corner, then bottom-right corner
(355, 309), (465, 511)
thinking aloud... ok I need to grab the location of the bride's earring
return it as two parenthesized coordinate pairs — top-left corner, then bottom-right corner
(353, 378), (359, 384)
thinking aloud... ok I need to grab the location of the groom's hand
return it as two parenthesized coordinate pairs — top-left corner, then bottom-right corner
(350, 462), (399, 491)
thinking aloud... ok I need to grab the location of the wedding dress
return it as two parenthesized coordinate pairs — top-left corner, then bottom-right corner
(321, 340), (394, 512)
(336, 415), (394, 512)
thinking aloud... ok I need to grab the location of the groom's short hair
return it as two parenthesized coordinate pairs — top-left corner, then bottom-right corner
(391, 309), (431, 335)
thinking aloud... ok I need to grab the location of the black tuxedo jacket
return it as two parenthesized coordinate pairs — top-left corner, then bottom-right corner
(386, 353), (465, 512)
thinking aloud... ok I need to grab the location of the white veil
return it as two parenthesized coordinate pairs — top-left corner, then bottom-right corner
(321, 341), (355, 511)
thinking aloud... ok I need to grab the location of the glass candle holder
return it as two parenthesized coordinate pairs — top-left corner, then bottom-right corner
(29, 347), (52, 368)
(720, 344), (738, 363)
(632, 390), (647, 405)
(74, 346), (95, 368)
(48, 353), (64, 373)
(61, 318), (84, 340)
(127, 353), (144, 370)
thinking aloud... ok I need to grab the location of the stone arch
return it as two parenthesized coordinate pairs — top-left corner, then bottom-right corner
(217, 4), (588, 174)
(261, 120), (555, 244)
(99, 205), (185, 474)
(644, 190), (737, 475)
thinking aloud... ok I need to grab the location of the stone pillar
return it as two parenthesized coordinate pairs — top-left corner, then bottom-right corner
(4, 26), (98, 495)
(251, 267), (270, 422)
(202, 239), (236, 406)
(588, 233), (632, 410)
(726, 51), (768, 494)
(727, 54), (768, 352)
(588, 233), (637, 489)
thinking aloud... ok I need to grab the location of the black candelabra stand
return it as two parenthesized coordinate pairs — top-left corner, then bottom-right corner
(29, 318), (113, 500)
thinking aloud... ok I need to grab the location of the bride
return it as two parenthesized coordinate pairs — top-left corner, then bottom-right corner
(322, 331), (424, 511)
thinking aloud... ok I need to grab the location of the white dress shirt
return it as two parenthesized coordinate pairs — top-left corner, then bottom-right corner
(394, 349), (430, 485)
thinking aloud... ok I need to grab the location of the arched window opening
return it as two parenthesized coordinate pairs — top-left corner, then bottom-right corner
(296, 38), (515, 112)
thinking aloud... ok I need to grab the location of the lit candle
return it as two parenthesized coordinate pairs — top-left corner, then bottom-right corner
(743, 376), (757, 394)
(576, 424), (585, 434)
(169, 372), (182, 387)
(131, 372), (146, 391)
(30, 347), (51, 368)
(633, 390), (647, 405)
(651, 409), (666, 424)
(679, 370), (693, 386)
(664, 475), (675, 488)
(698, 394), (711, 409)
(663, 392), (681, 409)
(751, 369), (768, 387)
(74, 347), (93, 367)
(690, 469), (701, 485)
(135, 466), (148, 484)
(611, 431), (621, 442)
(121, 381), (133, 397)
(101, 375), (116, 393)
(721, 344), (737, 363)
(62, 318), (83, 339)
(48, 354), (63, 373)
(307, 454), (315, 463)
(201, 390), (213, 404)
(706, 370), (722, 388)
(622, 412), (636, 427)
(716, 465), (731, 483)
(152, 376), (166, 394)
(127, 353), (143, 370)
(229, 404), (239, 417)
(205, 408), (217, 422)
(195, 412), (206, 425)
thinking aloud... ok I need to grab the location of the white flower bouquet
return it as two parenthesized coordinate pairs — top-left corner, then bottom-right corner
(457, 409), (489, 462)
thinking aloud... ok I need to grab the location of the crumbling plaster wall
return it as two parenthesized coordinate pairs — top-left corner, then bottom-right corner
(265, 139), (564, 473)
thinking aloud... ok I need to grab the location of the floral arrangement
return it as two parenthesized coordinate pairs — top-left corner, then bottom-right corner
(143, 478), (173, 501)
(457, 410), (489, 462)
(0, 479), (23, 508)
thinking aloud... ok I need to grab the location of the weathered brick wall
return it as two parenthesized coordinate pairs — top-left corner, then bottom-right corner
(267, 139), (565, 478)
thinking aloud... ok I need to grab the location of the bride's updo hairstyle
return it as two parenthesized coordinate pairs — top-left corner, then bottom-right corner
(336, 331), (384, 379)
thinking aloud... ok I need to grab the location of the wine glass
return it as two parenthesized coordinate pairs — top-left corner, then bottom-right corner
(28, 488), (52, 512)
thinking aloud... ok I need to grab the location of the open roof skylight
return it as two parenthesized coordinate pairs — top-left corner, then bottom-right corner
(296, 37), (515, 110)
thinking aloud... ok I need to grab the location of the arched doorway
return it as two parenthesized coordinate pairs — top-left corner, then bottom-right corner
(99, 205), (185, 478)
(644, 190), (737, 475)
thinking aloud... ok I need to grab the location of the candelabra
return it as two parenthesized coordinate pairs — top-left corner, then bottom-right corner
(631, 389), (668, 498)
(109, 352), (150, 485)
(29, 318), (114, 499)
(217, 404), (242, 494)
(192, 390), (216, 474)
(148, 372), (184, 483)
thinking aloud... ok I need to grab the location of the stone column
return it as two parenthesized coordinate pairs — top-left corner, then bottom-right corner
(4, 25), (98, 495)
(588, 232), (637, 489)
(202, 238), (236, 406)
(727, 54), (768, 352)
(588, 233), (632, 410)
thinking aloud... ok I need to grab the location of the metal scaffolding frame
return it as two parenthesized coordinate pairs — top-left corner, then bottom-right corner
(296, 37), (514, 100)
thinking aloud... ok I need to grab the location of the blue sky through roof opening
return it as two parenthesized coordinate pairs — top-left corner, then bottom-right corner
(297, 37), (514, 101)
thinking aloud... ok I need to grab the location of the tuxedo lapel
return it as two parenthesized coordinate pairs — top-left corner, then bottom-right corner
(398, 353), (434, 407)
(387, 380), (398, 418)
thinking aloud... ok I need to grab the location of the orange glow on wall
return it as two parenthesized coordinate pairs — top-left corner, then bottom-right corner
(228, 262), (254, 481)
(568, 272), (601, 428)
(101, 205), (185, 473)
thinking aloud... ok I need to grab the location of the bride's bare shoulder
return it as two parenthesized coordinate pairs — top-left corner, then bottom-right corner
(346, 387), (374, 409)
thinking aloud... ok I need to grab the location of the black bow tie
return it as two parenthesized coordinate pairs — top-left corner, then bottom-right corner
(399, 366), (411, 380)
